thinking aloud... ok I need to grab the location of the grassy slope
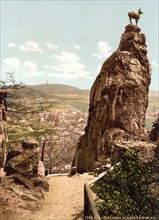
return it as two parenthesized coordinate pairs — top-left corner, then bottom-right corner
(29, 85), (158, 116)
(8, 86), (47, 100)
(29, 84), (89, 112)
(29, 84), (89, 95)
(8, 121), (54, 142)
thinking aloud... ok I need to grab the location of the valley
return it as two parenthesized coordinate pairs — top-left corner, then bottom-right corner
(6, 84), (158, 173)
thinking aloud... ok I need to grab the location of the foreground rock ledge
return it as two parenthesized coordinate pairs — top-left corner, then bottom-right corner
(0, 138), (49, 220)
(5, 138), (49, 191)
(73, 24), (152, 173)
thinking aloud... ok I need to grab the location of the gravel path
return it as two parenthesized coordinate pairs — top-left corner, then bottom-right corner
(28, 174), (93, 220)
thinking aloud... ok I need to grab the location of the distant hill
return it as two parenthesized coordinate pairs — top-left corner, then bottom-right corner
(14, 86), (47, 100)
(9, 83), (158, 127)
(29, 83), (158, 96)
(14, 84), (157, 108)
(19, 84), (158, 105)
(29, 84), (89, 95)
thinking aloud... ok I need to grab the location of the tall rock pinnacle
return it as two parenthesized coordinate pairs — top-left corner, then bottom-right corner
(73, 24), (152, 173)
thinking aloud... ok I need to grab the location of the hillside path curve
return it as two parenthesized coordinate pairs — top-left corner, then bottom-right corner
(28, 174), (93, 220)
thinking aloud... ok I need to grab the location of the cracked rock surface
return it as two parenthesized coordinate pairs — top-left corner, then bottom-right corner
(73, 24), (151, 173)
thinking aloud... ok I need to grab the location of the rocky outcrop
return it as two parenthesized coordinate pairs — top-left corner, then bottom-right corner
(4, 138), (49, 191)
(1, 138), (49, 219)
(73, 24), (151, 173)
(111, 141), (158, 166)
(5, 138), (39, 178)
(0, 89), (49, 219)
(0, 178), (45, 220)
(0, 89), (7, 176)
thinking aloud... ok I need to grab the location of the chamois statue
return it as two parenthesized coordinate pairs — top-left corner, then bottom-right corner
(128, 8), (143, 26)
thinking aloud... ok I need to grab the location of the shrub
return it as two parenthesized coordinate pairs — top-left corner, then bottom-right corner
(150, 117), (159, 141)
(96, 149), (159, 218)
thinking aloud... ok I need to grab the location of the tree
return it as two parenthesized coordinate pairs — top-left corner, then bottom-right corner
(43, 138), (75, 174)
(0, 72), (25, 111)
(0, 72), (46, 114)
(150, 117), (159, 142)
(0, 72), (24, 90)
(96, 149), (159, 218)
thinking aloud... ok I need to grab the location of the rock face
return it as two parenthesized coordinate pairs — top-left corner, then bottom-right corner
(5, 138), (39, 178)
(0, 90), (7, 174)
(111, 141), (158, 166)
(0, 91), (49, 219)
(5, 138), (49, 191)
(73, 24), (151, 173)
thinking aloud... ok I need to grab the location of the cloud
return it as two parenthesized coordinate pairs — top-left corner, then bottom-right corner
(152, 61), (159, 69)
(21, 61), (43, 77)
(46, 51), (92, 79)
(74, 45), (80, 50)
(46, 43), (58, 50)
(42, 65), (49, 69)
(3, 57), (43, 77)
(8, 42), (16, 48)
(92, 41), (112, 59)
(47, 72), (79, 80)
(3, 57), (20, 73)
(19, 41), (43, 53)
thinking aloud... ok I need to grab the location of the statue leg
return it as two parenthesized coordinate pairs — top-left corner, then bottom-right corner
(129, 18), (132, 24)
(136, 19), (138, 26)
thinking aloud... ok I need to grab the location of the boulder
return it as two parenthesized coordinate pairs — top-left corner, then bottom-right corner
(110, 141), (157, 166)
(4, 138), (49, 192)
(12, 173), (33, 190)
(31, 176), (49, 192)
(5, 138), (38, 179)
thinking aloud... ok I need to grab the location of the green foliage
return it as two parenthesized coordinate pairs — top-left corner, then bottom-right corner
(53, 95), (89, 112)
(8, 126), (28, 133)
(152, 117), (159, 130)
(8, 128), (53, 142)
(8, 121), (54, 142)
(96, 149), (159, 218)
(29, 122), (52, 130)
(150, 117), (159, 141)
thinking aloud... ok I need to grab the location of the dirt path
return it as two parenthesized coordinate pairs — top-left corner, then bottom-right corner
(28, 174), (93, 220)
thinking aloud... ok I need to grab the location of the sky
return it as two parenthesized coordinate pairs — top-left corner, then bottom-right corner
(1, 0), (159, 90)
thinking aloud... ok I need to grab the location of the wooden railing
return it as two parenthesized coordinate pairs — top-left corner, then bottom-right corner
(84, 163), (120, 220)
(84, 183), (101, 220)
(84, 171), (108, 220)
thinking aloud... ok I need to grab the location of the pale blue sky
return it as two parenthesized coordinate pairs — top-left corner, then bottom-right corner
(1, 0), (159, 90)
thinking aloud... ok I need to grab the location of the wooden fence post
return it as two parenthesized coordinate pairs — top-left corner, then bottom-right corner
(84, 184), (89, 219)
